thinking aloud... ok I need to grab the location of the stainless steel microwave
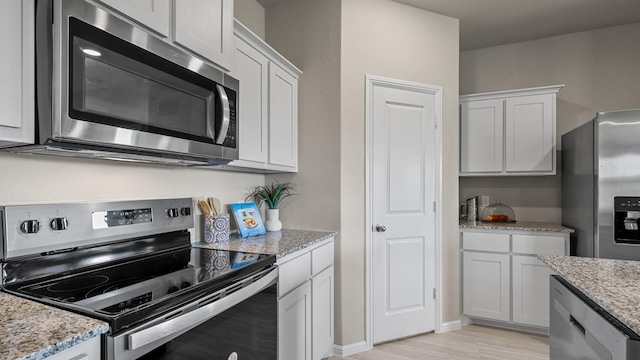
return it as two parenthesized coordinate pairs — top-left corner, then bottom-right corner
(9, 0), (239, 165)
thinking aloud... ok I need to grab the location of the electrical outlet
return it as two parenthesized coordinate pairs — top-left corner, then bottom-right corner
(481, 195), (490, 206)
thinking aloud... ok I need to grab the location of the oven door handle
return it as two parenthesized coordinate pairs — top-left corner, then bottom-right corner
(127, 267), (277, 351)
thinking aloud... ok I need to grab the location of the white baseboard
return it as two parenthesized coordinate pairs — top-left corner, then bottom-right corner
(332, 341), (370, 357)
(438, 320), (462, 333)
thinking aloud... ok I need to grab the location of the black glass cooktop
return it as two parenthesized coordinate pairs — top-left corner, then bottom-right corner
(3, 232), (275, 333)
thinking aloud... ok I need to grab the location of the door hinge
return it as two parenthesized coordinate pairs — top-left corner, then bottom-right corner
(433, 201), (436, 212)
(433, 288), (436, 300)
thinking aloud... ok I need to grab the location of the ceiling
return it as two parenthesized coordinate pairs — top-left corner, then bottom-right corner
(256, 0), (640, 51)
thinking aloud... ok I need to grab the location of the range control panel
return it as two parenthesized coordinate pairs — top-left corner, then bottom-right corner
(1, 198), (194, 260)
(92, 208), (153, 229)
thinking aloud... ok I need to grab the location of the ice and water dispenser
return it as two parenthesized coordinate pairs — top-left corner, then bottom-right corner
(614, 196), (640, 243)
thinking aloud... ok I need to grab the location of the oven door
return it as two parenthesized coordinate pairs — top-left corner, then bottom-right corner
(106, 267), (277, 360)
(45, 0), (238, 160)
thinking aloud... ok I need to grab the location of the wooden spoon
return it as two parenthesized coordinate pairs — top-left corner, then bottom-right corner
(198, 199), (211, 216)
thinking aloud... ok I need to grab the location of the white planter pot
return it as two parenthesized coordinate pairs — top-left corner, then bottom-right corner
(265, 208), (282, 232)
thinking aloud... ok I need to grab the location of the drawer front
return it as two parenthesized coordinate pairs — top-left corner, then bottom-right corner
(278, 252), (311, 297)
(462, 232), (510, 252)
(512, 234), (565, 255)
(312, 241), (334, 275)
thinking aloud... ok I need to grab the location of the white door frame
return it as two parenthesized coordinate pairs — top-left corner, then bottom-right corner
(364, 75), (443, 349)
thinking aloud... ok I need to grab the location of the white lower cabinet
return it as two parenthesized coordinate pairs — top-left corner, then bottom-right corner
(45, 336), (101, 360)
(277, 239), (334, 360)
(279, 281), (312, 360)
(312, 266), (334, 360)
(462, 251), (510, 322)
(512, 255), (554, 327)
(461, 230), (569, 330)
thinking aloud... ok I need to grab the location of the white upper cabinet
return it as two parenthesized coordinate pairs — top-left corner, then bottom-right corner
(0, 0), (34, 148)
(229, 21), (301, 173)
(95, 0), (233, 71)
(96, 0), (171, 37)
(460, 85), (563, 176)
(174, 0), (234, 71)
(460, 99), (503, 173)
(268, 63), (298, 170)
(231, 34), (269, 164)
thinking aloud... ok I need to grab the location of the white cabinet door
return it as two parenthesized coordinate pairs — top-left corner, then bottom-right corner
(45, 336), (101, 360)
(174, 0), (234, 71)
(279, 282), (312, 360)
(460, 99), (504, 174)
(97, 0), (170, 37)
(463, 251), (510, 322)
(230, 35), (269, 166)
(311, 266), (334, 360)
(512, 255), (554, 327)
(505, 94), (554, 173)
(268, 63), (298, 171)
(0, 0), (34, 148)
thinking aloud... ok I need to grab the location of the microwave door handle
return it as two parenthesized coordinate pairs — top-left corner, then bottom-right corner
(215, 84), (230, 144)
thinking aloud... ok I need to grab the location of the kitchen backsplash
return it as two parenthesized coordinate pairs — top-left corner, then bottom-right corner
(459, 152), (561, 223)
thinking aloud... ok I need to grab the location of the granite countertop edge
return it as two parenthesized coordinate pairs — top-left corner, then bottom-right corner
(193, 229), (337, 258)
(460, 220), (575, 233)
(22, 324), (110, 360)
(538, 254), (640, 335)
(0, 290), (110, 360)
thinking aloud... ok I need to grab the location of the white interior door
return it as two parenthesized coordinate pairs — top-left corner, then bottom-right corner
(370, 78), (437, 344)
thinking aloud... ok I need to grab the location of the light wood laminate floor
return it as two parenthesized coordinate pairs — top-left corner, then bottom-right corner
(330, 325), (549, 360)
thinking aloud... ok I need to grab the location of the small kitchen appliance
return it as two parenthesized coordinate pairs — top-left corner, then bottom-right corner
(4, 0), (239, 166)
(562, 108), (640, 260)
(0, 198), (277, 360)
(466, 196), (478, 221)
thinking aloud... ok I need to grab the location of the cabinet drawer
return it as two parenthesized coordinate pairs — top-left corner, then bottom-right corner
(512, 234), (565, 255)
(462, 232), (510, 252)
(278, 252), (311, 297)
(312, 242), (334, 275)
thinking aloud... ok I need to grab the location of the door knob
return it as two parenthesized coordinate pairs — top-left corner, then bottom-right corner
(375, 224), (386, 232)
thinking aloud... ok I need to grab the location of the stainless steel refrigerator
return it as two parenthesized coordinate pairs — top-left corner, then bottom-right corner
(562, 108), (640, 260)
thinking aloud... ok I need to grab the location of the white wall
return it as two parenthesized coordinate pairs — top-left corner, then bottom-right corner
(0, 153), (264, 241)
(266, 0), (459, 347)
(460, 22), (640, 222)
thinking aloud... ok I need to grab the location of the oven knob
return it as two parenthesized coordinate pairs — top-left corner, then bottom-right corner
(168, 286), (179, 294)
(181, 281), (191, 289)
(180, 207), (191, 216)
(167, 208), (179, 218)
(50, 217), (69, 231)
(20, 220), (41, 234)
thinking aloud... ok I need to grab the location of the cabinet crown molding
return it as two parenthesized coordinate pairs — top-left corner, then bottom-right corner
(459, 84), (564, 103)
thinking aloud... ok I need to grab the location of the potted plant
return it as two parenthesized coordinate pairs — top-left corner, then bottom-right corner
(245, 182), (296, 231)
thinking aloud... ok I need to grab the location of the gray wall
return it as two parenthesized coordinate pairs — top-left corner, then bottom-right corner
(460, 22), (640, 222)
(234, 0), (266, 40)
(265, 0), (459, 347)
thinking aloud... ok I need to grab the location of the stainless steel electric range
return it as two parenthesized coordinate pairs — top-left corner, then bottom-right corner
(0, 198), (278, 360)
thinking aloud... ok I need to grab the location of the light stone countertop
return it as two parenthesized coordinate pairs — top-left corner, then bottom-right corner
(539, 254), (640, 335)
(0, 292), (109, 360)
(460, 220), (575, 233)
(193, 229), (336, 258)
